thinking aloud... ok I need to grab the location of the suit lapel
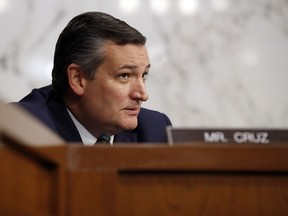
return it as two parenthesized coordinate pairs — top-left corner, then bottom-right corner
(47, 94), (82, 143)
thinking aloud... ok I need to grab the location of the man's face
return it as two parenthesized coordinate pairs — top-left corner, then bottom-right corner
(79, 42), (150, 136)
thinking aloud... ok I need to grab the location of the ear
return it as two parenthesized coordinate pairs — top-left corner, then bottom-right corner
(67, 63), (86, 96)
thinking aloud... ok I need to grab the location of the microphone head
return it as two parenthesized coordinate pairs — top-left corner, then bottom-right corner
(97, 133), (111, 143)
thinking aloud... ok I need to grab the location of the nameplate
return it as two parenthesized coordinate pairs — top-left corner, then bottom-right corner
(166, 127), (288, 144)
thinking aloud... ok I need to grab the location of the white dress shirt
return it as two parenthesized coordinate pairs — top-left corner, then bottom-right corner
(67, 109), (114, 145)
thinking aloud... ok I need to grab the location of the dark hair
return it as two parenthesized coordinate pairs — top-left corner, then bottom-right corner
(52, 11), (146, 96)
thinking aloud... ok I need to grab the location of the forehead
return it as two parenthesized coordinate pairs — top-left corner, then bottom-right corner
(103, 42), (150, 68)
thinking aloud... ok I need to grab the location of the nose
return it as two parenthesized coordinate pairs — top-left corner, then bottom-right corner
(130, 79), (149, 102)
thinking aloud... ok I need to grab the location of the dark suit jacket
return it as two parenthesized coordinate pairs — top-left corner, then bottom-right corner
(16, 85), (172, 143)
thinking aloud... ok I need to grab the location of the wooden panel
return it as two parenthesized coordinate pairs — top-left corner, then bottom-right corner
(67, 144), (288, 171)
(66, 171), (117, 216)
(0, 146), (59, 215)
(65, 144), (288, 216)
(116, 172), (288, 216)
(0, 102), (68, 215)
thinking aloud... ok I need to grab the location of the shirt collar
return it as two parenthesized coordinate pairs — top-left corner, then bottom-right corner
(67, 109), (114, 145)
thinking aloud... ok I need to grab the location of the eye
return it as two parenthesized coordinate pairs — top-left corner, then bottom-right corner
(142, 71), (149, 82)
(118, 73), (132, 83)
(119, 73), (130, 80)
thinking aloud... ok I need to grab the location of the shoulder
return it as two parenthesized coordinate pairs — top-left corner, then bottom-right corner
(134, 107), (172, 142)
(18, 85), (53, 105)
(138, 107), (172, 125)
(15, 85), (59, 130)
(15, 85), (81, 142)
(16, 85), (54, 117)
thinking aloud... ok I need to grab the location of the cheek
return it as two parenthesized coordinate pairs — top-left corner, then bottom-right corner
(104, 85), (130, 103)
(88, 78), (131, 106)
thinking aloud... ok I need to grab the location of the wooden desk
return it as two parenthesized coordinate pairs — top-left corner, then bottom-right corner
(1, 141), (288, 216)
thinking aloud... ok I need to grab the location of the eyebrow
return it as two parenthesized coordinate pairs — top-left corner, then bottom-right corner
(118, 64), (151, 71)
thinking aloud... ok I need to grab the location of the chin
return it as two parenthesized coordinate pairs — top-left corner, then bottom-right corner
(124, 124), (138, 131)
(121, 120), (138, 131)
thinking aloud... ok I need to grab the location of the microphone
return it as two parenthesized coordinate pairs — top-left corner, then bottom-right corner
(96, 133), (111, 144)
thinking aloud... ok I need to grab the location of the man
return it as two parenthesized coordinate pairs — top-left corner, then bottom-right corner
(16, 11), (172, 145)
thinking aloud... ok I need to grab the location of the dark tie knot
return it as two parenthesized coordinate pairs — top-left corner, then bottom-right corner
(96, 133), (111, 144)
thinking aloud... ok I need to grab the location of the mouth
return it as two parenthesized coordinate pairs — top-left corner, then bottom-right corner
(124, 107), (140, 116)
